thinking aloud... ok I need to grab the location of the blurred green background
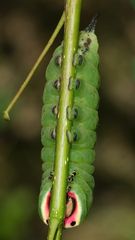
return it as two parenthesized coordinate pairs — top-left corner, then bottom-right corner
(0, 0), (135, 239)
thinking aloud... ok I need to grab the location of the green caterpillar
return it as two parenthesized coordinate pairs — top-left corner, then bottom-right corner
(39, 17), (100, 228)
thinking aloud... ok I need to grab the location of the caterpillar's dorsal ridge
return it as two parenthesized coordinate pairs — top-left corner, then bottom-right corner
(85, 13), (99, 33)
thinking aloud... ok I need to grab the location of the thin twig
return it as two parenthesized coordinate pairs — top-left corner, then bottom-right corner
(3, 12), (65, 121)
(47, 0), (82, 239)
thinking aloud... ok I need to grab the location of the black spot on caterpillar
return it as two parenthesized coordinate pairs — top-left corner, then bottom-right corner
(75, 79), (80, 89)
(48, 171), (54, 180)
(53, 79), (61, 90)
(55, 55), (62, 66)
(52, 105), (58, 116)
(39, 16), (100, 229)
(71, 221), (76, 226)
(51, 128), (56, 140)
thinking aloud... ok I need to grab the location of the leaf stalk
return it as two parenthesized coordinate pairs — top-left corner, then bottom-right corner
(47, 0), (82, 239)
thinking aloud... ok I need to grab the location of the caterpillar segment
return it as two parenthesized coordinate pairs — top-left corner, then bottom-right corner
(39, 22), (99, 228)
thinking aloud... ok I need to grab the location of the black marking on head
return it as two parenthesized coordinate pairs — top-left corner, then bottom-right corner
(46, 219), (49, 225)
(83, 46), (89, 53)
(84, 42), (89, 49)
(87, 38), (91, 44)
(53, 79), (60, 90)
(51, 128), (56, 140)
(82, 38), (92, 54)
(52, 105), (58, 116)
(85, 13), (99, 33)
(75, 79), (80, 89)
(55, 55), (62, 66)
(71, 221), (76, 226)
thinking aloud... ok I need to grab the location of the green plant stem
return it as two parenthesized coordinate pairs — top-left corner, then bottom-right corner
(3, 12), (65, 121)
(47, 0), (82, 240)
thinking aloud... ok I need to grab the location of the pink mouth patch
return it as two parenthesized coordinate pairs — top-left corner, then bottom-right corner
(64, 192), (78, 228)
(43, 191), (79, 228)
(43, 191), (51, 225)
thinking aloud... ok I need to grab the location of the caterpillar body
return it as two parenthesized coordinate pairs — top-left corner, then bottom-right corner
(39, 21), (100, 228)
